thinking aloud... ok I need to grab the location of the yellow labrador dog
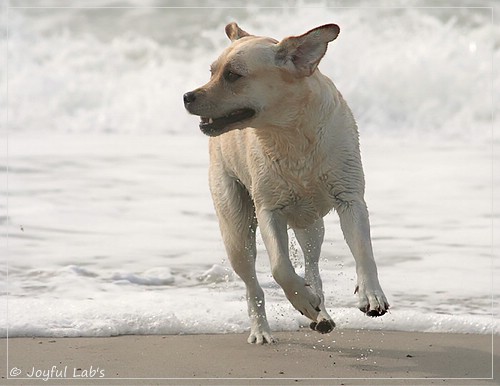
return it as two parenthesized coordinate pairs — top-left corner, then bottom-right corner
(184, 23), (389, 344)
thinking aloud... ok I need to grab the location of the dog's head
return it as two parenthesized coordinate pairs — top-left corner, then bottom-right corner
(183, 23), (340, 137)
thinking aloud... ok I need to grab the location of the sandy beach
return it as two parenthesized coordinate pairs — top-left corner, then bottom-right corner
(1, 329), (498, 385)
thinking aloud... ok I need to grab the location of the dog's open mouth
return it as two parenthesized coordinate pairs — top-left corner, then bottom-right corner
(200, 108), (255, 136)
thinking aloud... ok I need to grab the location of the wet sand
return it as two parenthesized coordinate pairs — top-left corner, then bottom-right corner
(1, 329), (498, 385)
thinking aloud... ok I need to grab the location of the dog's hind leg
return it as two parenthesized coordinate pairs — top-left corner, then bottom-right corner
(210, 175), (274, 344)
(293, 218), (335, 334)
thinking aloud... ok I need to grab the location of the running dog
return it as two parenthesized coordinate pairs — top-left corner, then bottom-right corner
(183, 23), (389, 344)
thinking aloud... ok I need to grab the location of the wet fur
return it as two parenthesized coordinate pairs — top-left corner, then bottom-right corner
(184, 23), (389, 344)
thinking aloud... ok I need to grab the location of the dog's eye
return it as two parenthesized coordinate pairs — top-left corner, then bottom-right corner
(224, 70), (242, 83)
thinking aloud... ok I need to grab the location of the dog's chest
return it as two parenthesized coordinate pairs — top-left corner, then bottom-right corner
(284, 185), (333, 229)
(255, 159), (336, 228)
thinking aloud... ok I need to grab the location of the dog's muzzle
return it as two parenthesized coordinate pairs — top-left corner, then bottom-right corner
(183, 90), (255, 137)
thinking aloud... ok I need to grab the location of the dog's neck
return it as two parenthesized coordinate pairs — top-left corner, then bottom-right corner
(254, 124), (320, 164)
(253, 72), (341, 164)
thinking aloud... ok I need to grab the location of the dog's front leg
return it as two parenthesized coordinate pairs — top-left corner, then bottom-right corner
(257, 209), (321, 321)
(211, 175), (274, 344)
(294, 218), (335, 333)
(337, 199), (390, 316)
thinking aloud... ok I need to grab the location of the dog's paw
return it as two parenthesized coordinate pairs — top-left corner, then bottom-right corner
(310, 318), (335, 334)
(247, 329), (276, 344)
(355, 284), (389, 317)
(285, 281), (322, 321)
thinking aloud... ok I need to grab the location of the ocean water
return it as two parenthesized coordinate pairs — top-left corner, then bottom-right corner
(1, 1), (498, 338)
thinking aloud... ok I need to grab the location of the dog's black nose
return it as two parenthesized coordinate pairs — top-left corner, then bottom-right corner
(183, 91), (196, 106)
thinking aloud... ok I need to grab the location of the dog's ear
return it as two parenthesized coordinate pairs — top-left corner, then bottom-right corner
(276, 24), (340, 77)
(225, 22), (251, 41)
